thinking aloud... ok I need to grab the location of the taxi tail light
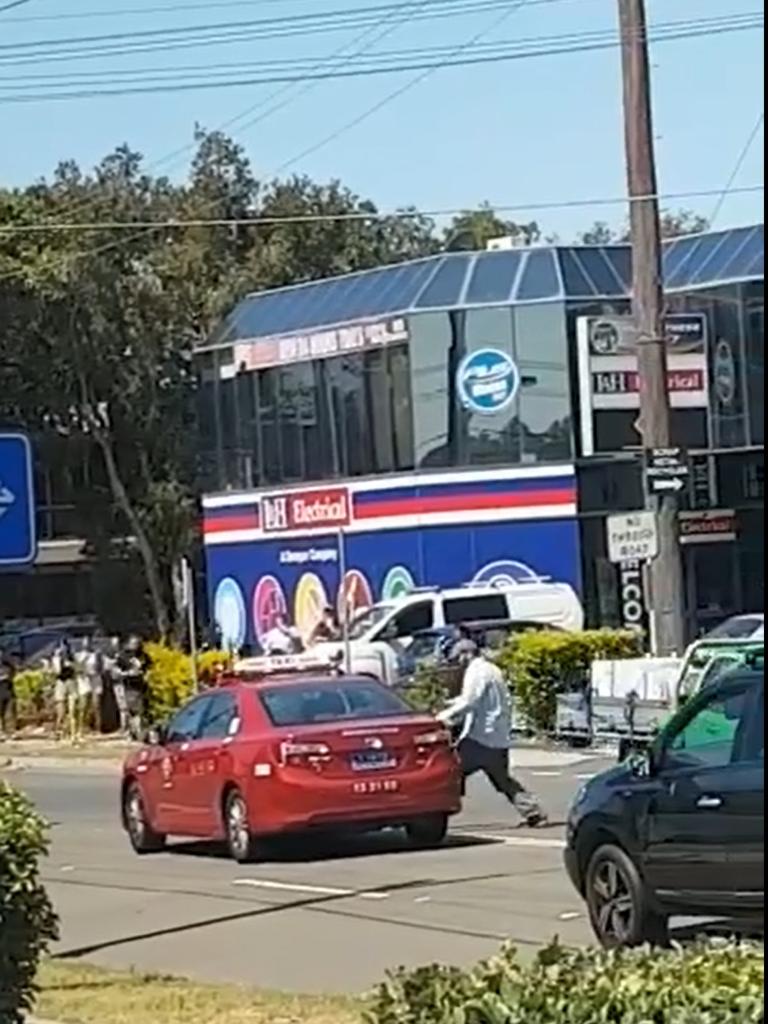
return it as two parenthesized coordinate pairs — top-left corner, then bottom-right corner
(279, 741), (332, 768)
(413, 728), (451, 765)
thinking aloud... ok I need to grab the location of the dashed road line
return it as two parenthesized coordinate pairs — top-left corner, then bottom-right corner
(232, 878), (391, 900)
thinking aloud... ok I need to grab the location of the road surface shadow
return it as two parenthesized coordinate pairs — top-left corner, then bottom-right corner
(166, 829), (499, 863)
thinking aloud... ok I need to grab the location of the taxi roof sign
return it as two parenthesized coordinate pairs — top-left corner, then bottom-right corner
(233, 651), (342, 678)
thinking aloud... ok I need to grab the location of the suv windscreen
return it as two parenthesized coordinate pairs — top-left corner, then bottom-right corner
(348, 604), (394, 640)
(259, 679), (411, 727)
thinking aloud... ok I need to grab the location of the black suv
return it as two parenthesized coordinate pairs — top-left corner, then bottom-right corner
(565, 658), (764, 948)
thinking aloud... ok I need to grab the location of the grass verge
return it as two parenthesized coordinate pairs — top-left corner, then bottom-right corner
(36, 961), (360, 1024)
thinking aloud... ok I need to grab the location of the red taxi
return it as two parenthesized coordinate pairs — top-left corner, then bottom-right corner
(121, 658), (461, 863)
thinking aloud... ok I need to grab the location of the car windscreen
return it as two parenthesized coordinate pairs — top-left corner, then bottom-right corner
(259, 678), (411, 727)
(347, 604), (394, 640)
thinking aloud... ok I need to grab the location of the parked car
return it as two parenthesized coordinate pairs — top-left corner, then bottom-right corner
(121, 667), (461, 863)
(704, 613), (764, 641)
(565, 655), (764, 948)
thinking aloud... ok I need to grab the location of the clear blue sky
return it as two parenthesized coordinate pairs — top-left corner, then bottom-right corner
(0, 0), (763, 240)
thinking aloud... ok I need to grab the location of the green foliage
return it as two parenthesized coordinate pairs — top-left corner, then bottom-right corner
(497, 629), (642, 733)
(8, 670), (52, 725)
(0, 783), (59, 1024)
(364, 940), (765, 1024)
(400, 666), (455, 715)
(144, 643), (229, 722)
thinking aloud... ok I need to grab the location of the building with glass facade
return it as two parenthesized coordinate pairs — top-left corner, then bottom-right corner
(198, 224), (764, 650)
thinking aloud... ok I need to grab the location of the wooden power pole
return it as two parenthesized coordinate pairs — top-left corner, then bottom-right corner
(617, 0), (686, 655)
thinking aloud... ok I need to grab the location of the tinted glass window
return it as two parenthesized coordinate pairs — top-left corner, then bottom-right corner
(260, 679), (409, 726)
(444, 595), (508, 624)
(199, 692), (238, 740)
(664, 684), (752, 770)
(409, 311), (454, 468)
(166, 697), (212, 743)
(465, 252), (522, 305)
(516, 250), (560, 300)
(391, 603), (434, 636)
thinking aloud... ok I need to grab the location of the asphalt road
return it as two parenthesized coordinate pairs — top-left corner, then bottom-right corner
(3, 750), (612, 993)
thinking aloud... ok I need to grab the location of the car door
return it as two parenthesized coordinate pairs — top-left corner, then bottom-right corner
(184, 690), (241, 834)
(154, 695), (213, 835)
(642, 677), (759, 911)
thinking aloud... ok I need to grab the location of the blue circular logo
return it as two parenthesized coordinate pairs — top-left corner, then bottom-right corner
(457, 348), (520, 414)
(213, 577), (246, 650)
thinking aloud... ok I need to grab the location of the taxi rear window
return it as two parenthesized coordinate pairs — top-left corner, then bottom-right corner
(259, 678), (409, 727)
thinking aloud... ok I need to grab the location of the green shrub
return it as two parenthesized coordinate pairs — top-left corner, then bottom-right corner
(364, 940), (765, 1024)
(0, 783), (59, 1024)
(11, 670), (53, 726)
(497, 629), (642, 733)
(401, 666), (456, 715)
(144, 644), (230, 722)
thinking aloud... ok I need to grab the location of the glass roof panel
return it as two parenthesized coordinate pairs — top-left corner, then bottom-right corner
(413, 254), (471, 308)
(665, 235), (707, 289)
(683, 228), (750, 287)
(683, 232), (732, 287)
(558, 249), (595, 296)
(723, 225), (764, 281)
(662, 234), (698, 284)
(464, 250), (523, 304)
(515, 249), (561, 300)
(602, 247), (632, 291)
(575, 248), (625, 295)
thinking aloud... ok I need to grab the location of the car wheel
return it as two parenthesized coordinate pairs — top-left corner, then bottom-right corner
(585, 844), (669, 949)
(405, 813), (449, 849)
(224, 789), (261, 864)
(123, 782), (166, 854)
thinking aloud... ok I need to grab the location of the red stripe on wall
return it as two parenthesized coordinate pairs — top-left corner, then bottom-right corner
(203, 513), (260, 534)
(354, 488), (576, 520)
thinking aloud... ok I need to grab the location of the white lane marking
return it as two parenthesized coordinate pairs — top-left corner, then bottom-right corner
(530, 771), (562, 778)
(576, 773), (596, 781)
(460, 832), (566, 850)
(558, 911), (582, 921)
(232, 879), (390, 901)
(233, 879), (351, 897)
(414, 896), (432, 904)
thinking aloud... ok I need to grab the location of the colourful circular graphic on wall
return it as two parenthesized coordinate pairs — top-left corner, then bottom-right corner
(456, 348), (520, 415)
(472, 560), (543, 587)
(294, 572), (330, 642)
(213, 577), (247, 651)
(337, 569), (374, 625)
(252, 574), (289, 647)
(381, 565), (416, 601)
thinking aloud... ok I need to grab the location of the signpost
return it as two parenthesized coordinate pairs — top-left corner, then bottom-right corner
(0, 432), (36, 568)
(644, 447), (690, 496)
(607, 511), (659, 565)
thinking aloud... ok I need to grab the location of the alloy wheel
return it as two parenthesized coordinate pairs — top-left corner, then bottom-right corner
(591, 858), (636, 945)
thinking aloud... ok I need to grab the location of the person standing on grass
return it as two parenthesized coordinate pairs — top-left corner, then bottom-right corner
(437, 636), (547, 828)
(0, 651), (17, 738)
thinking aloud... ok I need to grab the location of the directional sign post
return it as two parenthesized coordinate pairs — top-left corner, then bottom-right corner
(644, 447), (690, 496)
(0, 433), (37, 568)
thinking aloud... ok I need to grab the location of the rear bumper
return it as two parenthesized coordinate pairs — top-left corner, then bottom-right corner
(246, 769), (461, 836)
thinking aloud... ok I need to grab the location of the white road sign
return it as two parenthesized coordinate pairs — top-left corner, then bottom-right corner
(607, 511), (659, 565)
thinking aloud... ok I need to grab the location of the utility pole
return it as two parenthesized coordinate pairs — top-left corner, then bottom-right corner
(617, 0), (686, 656)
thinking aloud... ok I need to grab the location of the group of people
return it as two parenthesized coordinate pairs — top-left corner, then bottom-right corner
(51, 634), (150, 743)
(261, 607), (342, 655)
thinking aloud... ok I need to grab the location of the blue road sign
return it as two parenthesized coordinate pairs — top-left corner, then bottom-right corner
(0, 432), (37, 568)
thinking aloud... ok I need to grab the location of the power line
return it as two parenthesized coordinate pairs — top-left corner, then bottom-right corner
(0, 0), (33, 12)
(1, 185), (762, 235)
(0, 14), (760, 102)
(0, 0), (302, 20)
(709, 111), (764, 227)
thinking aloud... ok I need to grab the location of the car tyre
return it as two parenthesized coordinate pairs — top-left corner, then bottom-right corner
(224, 789), (262, 864)
(585, 843), (669, 949)
(405, 813), (449, 849)
(124, 782), (166, 854)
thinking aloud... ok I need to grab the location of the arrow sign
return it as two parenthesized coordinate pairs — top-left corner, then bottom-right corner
(0, 433), (36, 568)
(651, 477), (685, 493)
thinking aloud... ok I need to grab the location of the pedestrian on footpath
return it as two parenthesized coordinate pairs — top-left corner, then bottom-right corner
(437, 636), (547, 828)
(52, 639), (77, 742)
(0, 651), (17, 738)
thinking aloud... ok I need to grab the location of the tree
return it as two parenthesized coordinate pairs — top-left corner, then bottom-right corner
(578, 208), (710, 244)
(444, 203), (540, 251)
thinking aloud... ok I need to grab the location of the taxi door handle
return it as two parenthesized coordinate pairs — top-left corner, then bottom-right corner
(697, 795), (723, 810)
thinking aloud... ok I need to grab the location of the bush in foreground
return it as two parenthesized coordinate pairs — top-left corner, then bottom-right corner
(364, 940), (764, 1024)
(497, 628), (642, 733)
(0, 782), (59, 1024)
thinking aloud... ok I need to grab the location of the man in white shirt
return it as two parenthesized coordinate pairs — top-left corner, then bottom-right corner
(438, 637), (546, 827)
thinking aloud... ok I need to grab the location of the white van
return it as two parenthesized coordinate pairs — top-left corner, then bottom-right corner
(313, 581), (583, 684)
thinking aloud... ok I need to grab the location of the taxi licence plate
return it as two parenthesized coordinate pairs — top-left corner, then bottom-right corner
(352, 779), (400, 795)
(350, 751), (397, 772)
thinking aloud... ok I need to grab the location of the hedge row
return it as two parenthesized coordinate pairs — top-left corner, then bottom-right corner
(404, 628), (641, 733)
(364, 939), (765, 1024)
(0, 783), (59, 1024)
